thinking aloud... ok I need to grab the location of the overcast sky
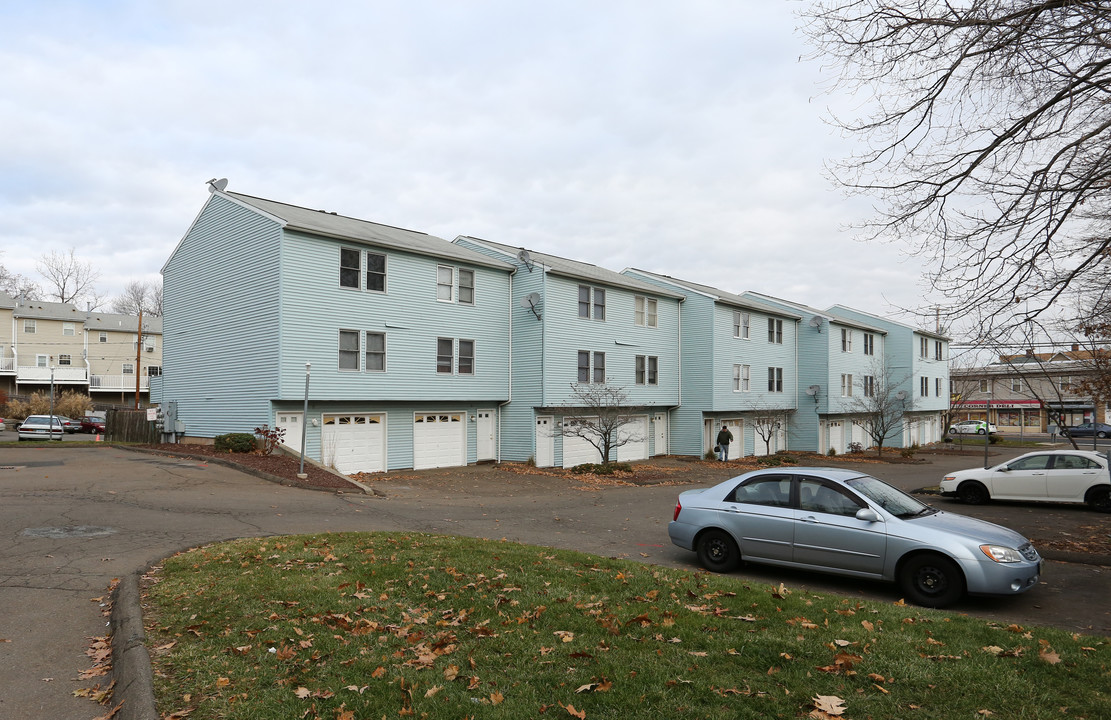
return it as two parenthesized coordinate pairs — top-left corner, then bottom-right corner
(0, 0), (937, 323)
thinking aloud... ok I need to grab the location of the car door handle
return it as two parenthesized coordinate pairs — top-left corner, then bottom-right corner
(799, 515), (821, 524)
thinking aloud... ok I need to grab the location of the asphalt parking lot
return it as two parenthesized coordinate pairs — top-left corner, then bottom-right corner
(1, 444), (1108, 719)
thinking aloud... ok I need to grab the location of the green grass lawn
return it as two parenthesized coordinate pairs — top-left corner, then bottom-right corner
(145, 533), (1110, 719)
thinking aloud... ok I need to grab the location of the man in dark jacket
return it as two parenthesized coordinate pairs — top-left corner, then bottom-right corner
(716, 424), (733, 461)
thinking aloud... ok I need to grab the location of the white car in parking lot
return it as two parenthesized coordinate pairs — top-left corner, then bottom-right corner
(940, 450), (1111, 512)
(948, 420), (998, 435)
(16, 415), (66, 441)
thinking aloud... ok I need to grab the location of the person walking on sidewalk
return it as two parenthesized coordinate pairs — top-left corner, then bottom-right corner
(716, 424), (734, 462)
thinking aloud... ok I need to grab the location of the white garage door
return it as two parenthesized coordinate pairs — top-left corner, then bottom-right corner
(616, 416), (648, 462)
(414, 413), (466, 470)
(321, 414), (385, 475)
(562, 418), (602, 468)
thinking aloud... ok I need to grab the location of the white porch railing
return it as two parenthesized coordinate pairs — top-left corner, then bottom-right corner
(90, 374), (149, 392)
(0, 356), (13, 373)
(16, 366), (88, 383)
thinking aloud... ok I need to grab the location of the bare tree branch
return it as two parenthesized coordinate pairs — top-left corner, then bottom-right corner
(553, 383), (644, 465)
(35, 248), (101, 307)
(110, 279), (163, 317)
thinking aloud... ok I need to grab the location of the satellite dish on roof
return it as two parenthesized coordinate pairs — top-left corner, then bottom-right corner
(207, 178), (229, 193)
(809, 316), (824, 332)
(517, 249), (534, 272)
(520, 292), (542, 320)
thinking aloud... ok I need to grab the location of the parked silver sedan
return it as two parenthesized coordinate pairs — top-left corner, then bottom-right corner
(668, 467), (1041, 608)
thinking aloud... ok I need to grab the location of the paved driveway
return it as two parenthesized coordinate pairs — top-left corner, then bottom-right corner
(1, 445), (1109, 719)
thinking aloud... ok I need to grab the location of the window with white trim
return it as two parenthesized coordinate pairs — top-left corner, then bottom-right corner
(920, 376), (929, 396)
(768, 318), (783, 344)
(634, 296), (657, 328)
(23, 319), (35, 334)
(936, 377), (943, 397)
(99, 331), (107, 343)
(63, 322), (75, 336)
(1011, 378), (1022, 393)
(768, 367), (783, 392)
(934, 340), (944, 361)
(577, 350), (606, 383)
(340, 247), (386, 292)
(578, 285), (606, 320)
(920, 336), (929, 358)
(437, 266), (454, 301)
(339, 330), (360, 371)
(435, 266), (475, 305)
(457, 339), (474, 375)
(58, 354), (72, 366)
(635, 355), (658, 385)
(1059, 376), (1072, 393)
(841, 329), (852, 352)
(733, 364), (750, 392)
(365, 332), (385, 372)
(863, 332), (874, 355)
(862, 375), (875, 397)
(979, 379), (989, 393)
(122, 363), (134, 375)
(841, 373), (853, 397)
(36, 355), (47, 368)
(733, 311), (750, 339)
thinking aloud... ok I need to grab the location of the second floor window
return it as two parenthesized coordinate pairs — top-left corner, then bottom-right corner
(99, 331), (107, 343)
(1059, 376), (1072, 393)
(979, 379), (989, 393)
(841, 374), (853, 396)
(635, 355), (658, 385)
(934, 340), (944, 361)
(340, 248), (387, 292)
(365, 332), (385, 372)
(436, 266), (475, 305)
(58, 354), (71, 366)
(733, 364), (750, 392)
(578, 285), (606, 320)
(863, 333), (874, 356)
(768, 367), (783, 392)
(1011, 378), (1023, 393)
(841, 329), (852, 352)
(122, 363), (134, 375)
(768, 318), (783, 344)
(63, 323), (75, 336)
(577, 350), (606, 383)
(339, 330), (361, 371)
(635, 296), (657, 328)
(862, 375), (875, 397)
(340, 330), (387, 372)
(921, 376), (929, 396)
(23, 319), (35, 334)
(920, 336), (929, 358)
(733, 311), (750, 339)
(936, 377), (943, 397)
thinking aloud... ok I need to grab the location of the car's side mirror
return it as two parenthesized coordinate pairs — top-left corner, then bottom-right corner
(998, 467), (1010, 472)
(856, 508), (881, 523)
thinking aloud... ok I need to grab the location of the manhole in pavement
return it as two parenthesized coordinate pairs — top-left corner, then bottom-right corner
(21, 526), (117, 539)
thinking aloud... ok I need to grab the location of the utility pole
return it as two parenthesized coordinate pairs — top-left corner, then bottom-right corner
(135, 309), (142, 409)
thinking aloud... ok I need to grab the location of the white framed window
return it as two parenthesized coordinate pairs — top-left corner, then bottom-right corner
(841, 373), (853, 397)
(863, 375), (875, 397)
(577, 350), (606, 383)
(458, 269), (474, 305)
(58, 354), (71, 366)
(768, 367), (783, 392)
(99, 331), (107, 343)
(36, 355), (48, 368)
(863, 333), (874, 356)
(578, 285), (606, 320)
(920, 376), (929, 396)
(1011, 378), (1022, 393)
(437, 338), (454, 374)
(1059, 376), (1072, 393)
(437, 265), (454, 301)
(143, 336), (156, 352)
(920, 336), (929, 358)
(768, 318), (783, 344)
(733, 311), (750, 339)
(340, 247), (386, 292)
(458, 339), (474, 375)
(365, 332), (385, 372)
(634, 355), (658, 385)
(733, 364), (750, 392)
(841, 329), (852, 352)
(23, 319), (36, 334)
(122, 363), (134, 375)
(436, 266), (476, 305)
(634, 296), (657, 328)
(339, 330), (360, 371)
(979, 379), (989, 393)
(63, 322), (75, 337)
(934, 340), (944, 361)
(437, 338), (474, 375)
(936, 377), (943, 396)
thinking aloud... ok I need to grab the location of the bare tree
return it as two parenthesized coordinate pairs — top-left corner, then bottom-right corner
(554, 383), (644, 465)
(0, 256), (40, 299)
(36, 248), (101, 307)
(804, 2), (1111, 342)
(843, 363), (912, 456)
(110, 279), (163, 317)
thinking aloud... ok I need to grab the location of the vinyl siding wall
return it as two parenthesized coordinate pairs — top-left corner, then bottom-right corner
(162, 195), (283, 436)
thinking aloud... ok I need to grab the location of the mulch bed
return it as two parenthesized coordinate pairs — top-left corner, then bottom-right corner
(137, 444), (356, 490)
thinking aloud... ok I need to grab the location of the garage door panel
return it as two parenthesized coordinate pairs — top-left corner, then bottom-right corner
(322, 414), (385, 475)
(414, 413), (466, 470)
(616, 416), (648, 462)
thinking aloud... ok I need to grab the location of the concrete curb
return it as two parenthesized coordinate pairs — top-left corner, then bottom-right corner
(110, 572), (159, 720)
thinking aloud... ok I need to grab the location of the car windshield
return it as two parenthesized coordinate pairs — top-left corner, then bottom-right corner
(845, 475), (934, 518)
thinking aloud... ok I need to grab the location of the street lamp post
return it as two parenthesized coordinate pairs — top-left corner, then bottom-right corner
(298, 363), (310, 479)
(984, 392), (992, 469)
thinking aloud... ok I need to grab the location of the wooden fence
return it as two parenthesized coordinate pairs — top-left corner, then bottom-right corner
(105, 409), (159, 444)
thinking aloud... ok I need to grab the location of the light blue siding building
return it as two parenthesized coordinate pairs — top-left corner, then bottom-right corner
(828, 305), (951, 446)
(453, 238), (684, 467)
(621, 270), (801, 458)
(161, 189), (514, 473)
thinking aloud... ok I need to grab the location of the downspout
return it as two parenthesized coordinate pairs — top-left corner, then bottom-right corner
(673, 297), (682, 454)
(496, 269), (515, 463)
(793, 318), (801, 452)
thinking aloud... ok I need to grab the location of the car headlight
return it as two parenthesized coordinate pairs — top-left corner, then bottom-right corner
(979, 545), (1022, 563)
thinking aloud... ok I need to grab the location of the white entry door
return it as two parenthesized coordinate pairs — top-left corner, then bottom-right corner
(535, 416), (554, 468)
(476, 409), (495, 462)
(828, 421), (844, 454)
(276, 412), (304, 453)
(652, 413), (668, 456)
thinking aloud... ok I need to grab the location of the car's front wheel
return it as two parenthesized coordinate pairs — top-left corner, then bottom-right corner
(1087, 487), (1111, 513)
(899, 553), (965, 608)
(957, 481), (989, 505)
(976, 428), (986, 435)
(696, 529), (741, 573)
(1097, 431), (1108, 439)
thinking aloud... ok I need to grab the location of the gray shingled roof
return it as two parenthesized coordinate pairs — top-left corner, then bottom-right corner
(86, 312), (163, 334)
(827, 304), (950, 341)
(623, 269), (802, 319)
(457, 237), (687, 299)
(11, 299), (85, 322)
(226, 192), (515, 272)
(743, 291), (889, 334)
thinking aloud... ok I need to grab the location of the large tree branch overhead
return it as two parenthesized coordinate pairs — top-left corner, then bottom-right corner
(805, 1), (1111, 339)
